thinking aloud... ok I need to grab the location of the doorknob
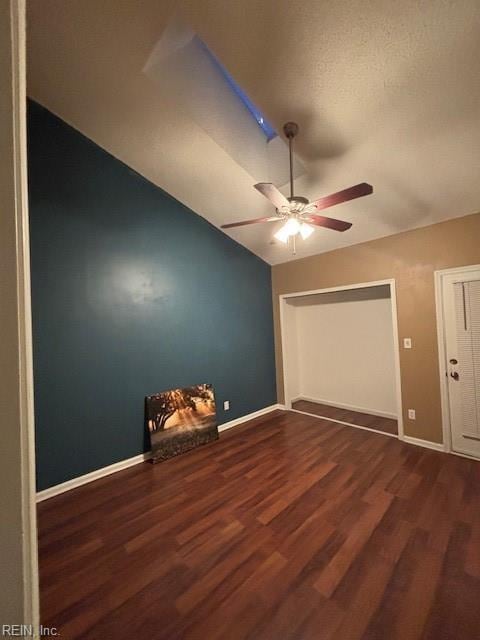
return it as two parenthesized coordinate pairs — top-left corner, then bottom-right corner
(450, 371), (459, 380)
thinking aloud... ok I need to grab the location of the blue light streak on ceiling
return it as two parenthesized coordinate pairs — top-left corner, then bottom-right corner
(196, 37), (277, 142)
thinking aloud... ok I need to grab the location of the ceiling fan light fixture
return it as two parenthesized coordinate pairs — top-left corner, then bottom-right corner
(284, 217), (301, 236)
(274, 224), (290, 244)
(299, 223), (314, 240)
(275, 217), (314, 246)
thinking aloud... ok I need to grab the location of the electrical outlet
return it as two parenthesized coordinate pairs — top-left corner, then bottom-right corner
(403, 338), (412, 349)
(223, 400), (230, 411)
(408, 409), (416, 420)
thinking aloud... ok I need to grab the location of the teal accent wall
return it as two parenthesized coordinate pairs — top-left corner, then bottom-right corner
(28, 100), (276, 491)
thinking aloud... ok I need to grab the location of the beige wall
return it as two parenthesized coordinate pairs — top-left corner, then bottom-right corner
(272, 211), (480, 443)
(0, 0), (38, 626)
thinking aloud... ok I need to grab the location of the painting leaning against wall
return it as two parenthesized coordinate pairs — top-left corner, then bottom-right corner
(146, 384), (218, 463)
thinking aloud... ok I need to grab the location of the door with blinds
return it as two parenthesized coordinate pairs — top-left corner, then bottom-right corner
(441, 269), (480, 458)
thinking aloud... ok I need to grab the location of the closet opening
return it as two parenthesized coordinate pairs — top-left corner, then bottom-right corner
(280, 280), (404, 439)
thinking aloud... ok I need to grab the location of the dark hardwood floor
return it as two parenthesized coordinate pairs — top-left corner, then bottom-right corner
(292, 399), (398, 435)
(38, 410), (480, 639)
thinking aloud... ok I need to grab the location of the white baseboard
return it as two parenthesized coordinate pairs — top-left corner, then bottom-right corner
(448, 449), (480, 462)
(286, 404), (458, 456)
(217, 404), (282, 432)
(402, 435), (446, 452)
(36, 452), (152, 503)
(37, 404), (281, 503)
(288, 407), (398, 438)
(290, 395), (397, 420)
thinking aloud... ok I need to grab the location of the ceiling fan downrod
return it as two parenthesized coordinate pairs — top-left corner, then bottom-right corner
(220, 119), (372, 253)
(283, 121), (299, 201)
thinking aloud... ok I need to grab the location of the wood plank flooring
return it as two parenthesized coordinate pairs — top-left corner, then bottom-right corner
(38, 410), (480, 639)
(292, 399), (398, 435)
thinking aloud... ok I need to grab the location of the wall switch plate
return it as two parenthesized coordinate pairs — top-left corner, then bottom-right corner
(223, 400), (230, 411)
(408, 409), (416, 420)
(403, 338), (412, 349)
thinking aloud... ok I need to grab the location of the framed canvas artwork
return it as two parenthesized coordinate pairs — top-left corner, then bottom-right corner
(146, 383), (218, 463)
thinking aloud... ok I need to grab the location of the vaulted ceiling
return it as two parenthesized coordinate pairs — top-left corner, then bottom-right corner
(27, 0), (480, 264)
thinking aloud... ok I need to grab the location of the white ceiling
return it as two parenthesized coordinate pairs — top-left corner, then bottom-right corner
(27, 0), (480, 265)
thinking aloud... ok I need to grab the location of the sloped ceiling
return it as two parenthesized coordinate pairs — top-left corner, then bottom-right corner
(27, 0), (480, 264)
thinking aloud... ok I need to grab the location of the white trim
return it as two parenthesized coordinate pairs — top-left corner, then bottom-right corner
(389, 279), (405, 440)
(278, 278), (405, 440)
(279, 288), (291, 409)
(10, 0), (40, 628)
(37, 405), (282, 502)
(288, 408), (398, 438)
(402, 435), (446, 452)
(434, 264), (480, 457)
(280, 279), (396, 299)
(286, 406), (473, 457)
(434, 264), (480, 278)
(36, 452), (152, 502)
(290, 395), (397, 420)
(448, 449), (480, 462)
(435, 268), (452, 453)
(217, 404), (282, 432)
(290, 396), (303, 404)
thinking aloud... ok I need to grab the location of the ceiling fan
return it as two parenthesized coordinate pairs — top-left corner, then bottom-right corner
(221, 122), (373, 253)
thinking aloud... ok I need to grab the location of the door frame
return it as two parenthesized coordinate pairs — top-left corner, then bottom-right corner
(435, 264), (480, 456)
(279, 278), (404, 441)
(1, 0), (39, 626)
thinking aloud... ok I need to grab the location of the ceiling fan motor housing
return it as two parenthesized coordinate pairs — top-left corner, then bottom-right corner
(287, 196), (309, 205)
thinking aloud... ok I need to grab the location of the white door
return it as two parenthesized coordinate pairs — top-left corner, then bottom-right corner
(441, 268), (480, 458)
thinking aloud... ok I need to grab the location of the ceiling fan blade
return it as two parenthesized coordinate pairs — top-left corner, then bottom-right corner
(221, 216), (279, 229)
(254, 183), (290, 209)
(312, 182), (373, 212)
(305, 214), (352, 232)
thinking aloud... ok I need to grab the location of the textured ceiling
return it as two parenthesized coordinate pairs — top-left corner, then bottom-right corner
(27, 0), (480, 264)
